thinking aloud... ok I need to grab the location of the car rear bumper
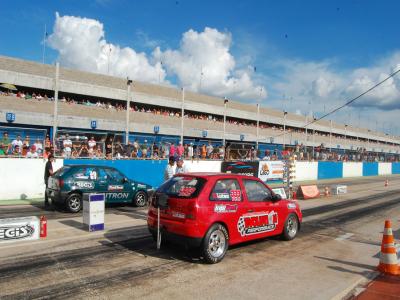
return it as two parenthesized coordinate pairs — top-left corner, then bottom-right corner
(148, 226), (202, 248)
(46, 189), (68, 204)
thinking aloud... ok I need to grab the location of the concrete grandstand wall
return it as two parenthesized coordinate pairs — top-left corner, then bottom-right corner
(294, 162), (318, 181)
(0, 158), (63, 200)
(342, 162), (363, 178)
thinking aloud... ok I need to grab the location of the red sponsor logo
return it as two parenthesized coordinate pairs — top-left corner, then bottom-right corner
(237, 211), (278, 236)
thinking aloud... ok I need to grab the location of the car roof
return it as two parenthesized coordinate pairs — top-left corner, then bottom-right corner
(176, 172), (258, 179)
(64, 164), (116, 170)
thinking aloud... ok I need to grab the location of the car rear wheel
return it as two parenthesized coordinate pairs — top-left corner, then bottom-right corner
(66, 193), (82, 213)
(133, 191), (148, 207)
(202, 224), (229, 264)
(281, 213), (299, 241)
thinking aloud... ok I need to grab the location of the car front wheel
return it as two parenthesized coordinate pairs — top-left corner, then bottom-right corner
(66, 193), (82, 213)
(133, 191), (148, 207)
(202, 224), (229, 264)
(281, 213), (299, 241)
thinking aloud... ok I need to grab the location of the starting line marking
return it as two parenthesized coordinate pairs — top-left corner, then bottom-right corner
(335, 233), (354, 241)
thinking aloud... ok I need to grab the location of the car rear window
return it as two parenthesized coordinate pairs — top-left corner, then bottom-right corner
(157, 176), (206, 198)
(53, 166), (71, 177)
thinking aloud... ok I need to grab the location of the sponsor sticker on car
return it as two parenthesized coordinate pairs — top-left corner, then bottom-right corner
(108, 185), (124, 191)
(237, 211), (278, 236)
(214, 204), (238, 213)
(76, 181), (94, 189)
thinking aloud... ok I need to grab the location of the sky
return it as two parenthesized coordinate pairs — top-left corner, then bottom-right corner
(1, 0), (400, 135)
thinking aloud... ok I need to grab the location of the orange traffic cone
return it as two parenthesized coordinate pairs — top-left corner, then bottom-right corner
(324, 186), (330, 197)
(377, 220), (400, 275)
(385, 179), (389, 187)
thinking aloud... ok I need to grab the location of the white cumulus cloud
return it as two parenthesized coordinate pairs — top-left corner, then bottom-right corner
(48, 13), (165, 84)
(48, 13), (266, 101)
(156, 27), (266, 100)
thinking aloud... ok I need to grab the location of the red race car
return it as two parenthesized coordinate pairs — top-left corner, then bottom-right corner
(147, 173), (302, 263)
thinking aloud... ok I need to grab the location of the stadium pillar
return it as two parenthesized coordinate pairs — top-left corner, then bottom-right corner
(223, 97), (228, 147)
(305, 115), (308, 146)
(181, 87), (184, 144)
(329, 119), (332, 152)
(283, 111), (287, 150)
(52, 62), (59, 147)
(256, 103), (260, 150)
(126, 79), (132, 144)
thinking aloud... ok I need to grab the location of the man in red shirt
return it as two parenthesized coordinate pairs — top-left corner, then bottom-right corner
(177, 141), (184, 158)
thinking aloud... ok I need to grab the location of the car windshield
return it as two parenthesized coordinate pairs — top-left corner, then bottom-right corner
(157, 176), (206, 198)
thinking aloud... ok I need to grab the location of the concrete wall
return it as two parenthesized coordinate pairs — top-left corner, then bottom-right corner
(378, 162), (392, 175)
(363, 162), (379, 176)
(64, 159), (167, 188)
(0, 158), (62, 200)
(343, 162), (363, 178)
(294, 162), (318, 182)
(317, 161), (343, 180)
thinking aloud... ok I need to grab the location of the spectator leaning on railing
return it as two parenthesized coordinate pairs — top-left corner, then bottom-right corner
(0, 132), (11, 156)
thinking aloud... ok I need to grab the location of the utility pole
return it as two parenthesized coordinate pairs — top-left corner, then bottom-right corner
(125, 78), (132, 144)
(181, 87), (185, 144)
(52, 62), (59, 148)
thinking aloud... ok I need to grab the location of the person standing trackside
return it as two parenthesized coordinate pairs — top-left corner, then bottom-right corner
(164, 156), (175, 181)
(175, 157), (188, 174)
(44, 154), (55, 208)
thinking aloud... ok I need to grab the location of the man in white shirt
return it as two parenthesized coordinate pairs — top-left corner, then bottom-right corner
(188, 143), (194, 159)
(12, 135), (23, 153)
(175, 158), (188, 174)
(164, 157), (175, 181)
(26, 145), (39, 158)
(63, 134), (72, 158)
(206, 142), (213, 158)
(34, 138), (43, 156)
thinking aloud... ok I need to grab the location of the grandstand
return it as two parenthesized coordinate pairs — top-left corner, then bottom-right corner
(0, 55), (399, 160)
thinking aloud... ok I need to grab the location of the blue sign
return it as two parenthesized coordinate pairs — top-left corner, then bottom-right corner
(202, 130), (207, 138)
(337, 144), (341, 149)
(90, 120), (97, 129)
(6, 112), (15, 123)
(154, 125), (160, 134)
(240, 134), (244, 141)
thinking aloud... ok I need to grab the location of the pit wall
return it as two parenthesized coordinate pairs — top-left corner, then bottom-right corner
(0, 159), (398, 201)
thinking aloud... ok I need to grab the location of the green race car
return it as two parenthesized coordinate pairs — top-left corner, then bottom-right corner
(46, 164), (154, 213)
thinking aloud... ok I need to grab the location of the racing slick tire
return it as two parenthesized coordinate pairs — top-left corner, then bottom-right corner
(281, 213), (299, 241)
(202, 223), (229, 264)
(133, 191), (148, 207)
(66, 193), (82, 213)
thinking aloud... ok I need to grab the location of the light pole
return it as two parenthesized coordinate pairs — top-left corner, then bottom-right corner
(305, 115), (308, 145)
(312, 116), (316, 159)
(181, 87), (185, 144)
(125, 78), (132, 145)
(283, 111), (288, 150)
(52, 62), (59, 148)
(223, 97), (228, 147)
(256, 103), (260, 150)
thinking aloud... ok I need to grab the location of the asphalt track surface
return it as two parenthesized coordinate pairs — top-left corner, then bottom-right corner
(1, 176), (400, 299)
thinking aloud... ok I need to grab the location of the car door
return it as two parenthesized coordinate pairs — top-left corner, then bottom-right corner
(104, 168), (131, 203)
(207, 177), (247, 245)
(71, 166), (98, 193)
(240, 179), (281, 241)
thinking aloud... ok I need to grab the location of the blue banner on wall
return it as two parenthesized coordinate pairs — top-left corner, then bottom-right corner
(391, 162), (400, 174)
(317, 161), (343, 180)
(362, 162), (378, 176)
(64, 159), (167, 188)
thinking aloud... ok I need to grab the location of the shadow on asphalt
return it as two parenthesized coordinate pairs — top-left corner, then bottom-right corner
(102, 226), (204, 264)
(314, 255), (378, 278)
(59, 219), (85, 230)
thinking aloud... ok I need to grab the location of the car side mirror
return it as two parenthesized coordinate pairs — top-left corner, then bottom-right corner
(272, 193), (282, 202)
(122, 177), (128, 183)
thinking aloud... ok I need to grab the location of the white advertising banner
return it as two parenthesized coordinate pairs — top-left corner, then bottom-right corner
(0, 216), (40, 243)
(258, 161), (285, 183)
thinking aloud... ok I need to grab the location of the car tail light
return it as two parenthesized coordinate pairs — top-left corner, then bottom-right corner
(58, 179), (64, 189)
(186, 202), (197, 220)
